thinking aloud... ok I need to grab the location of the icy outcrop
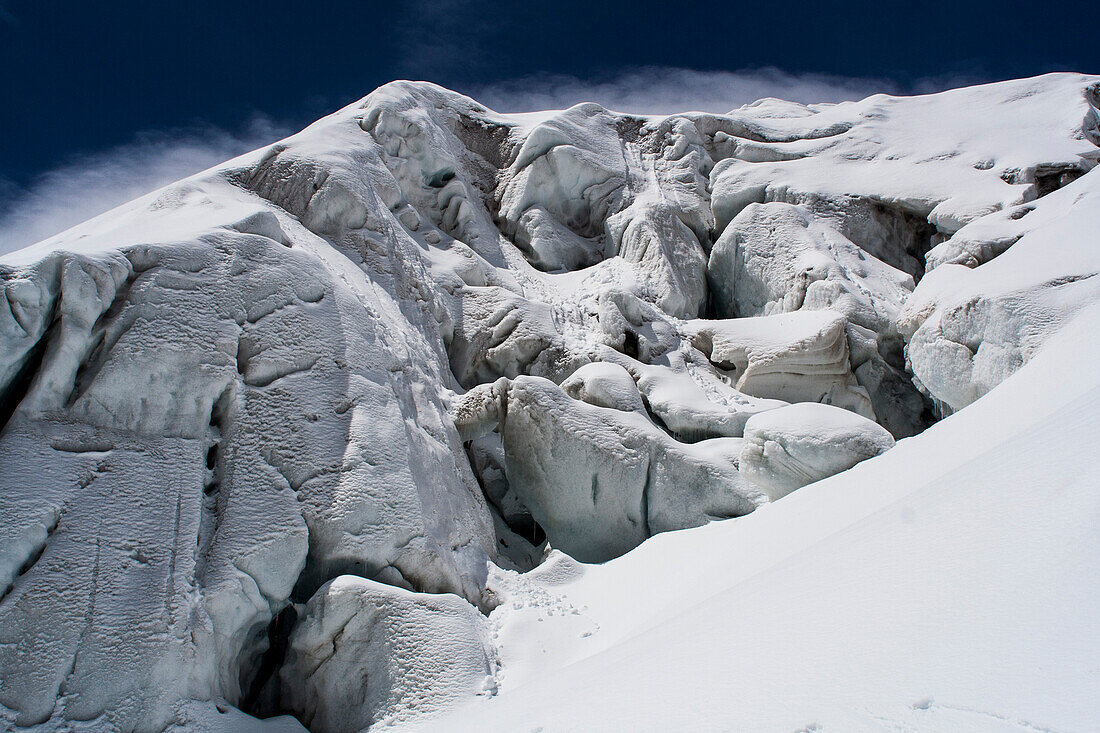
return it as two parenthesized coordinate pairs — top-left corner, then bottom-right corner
(686, 309), (873, 418)
(0, 167), (498, 729)
(608, 202), (707, 318)
(497, 103), (630, 248)
(901, 168), (1100, 414)
(739, 402), (895, 499)
(705, 201), (933, 436)
(0, 73), (1097, 730)
(453, 375), (765, 562)
(707, 202), (915, 326)
(280, 576), (494, 732)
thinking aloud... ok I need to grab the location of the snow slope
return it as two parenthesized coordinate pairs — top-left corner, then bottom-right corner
(431, 301), (1100, 733)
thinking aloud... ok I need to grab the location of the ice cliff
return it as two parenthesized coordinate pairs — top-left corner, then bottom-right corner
(1, 72), (1098, 732)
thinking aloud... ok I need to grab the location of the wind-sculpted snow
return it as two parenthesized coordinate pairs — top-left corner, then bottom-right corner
(0, 73), (1097, 731)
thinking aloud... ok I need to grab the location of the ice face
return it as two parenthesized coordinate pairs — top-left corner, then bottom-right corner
(738, 401), (896, 499)
(900, 168), (1100, 414)
(0, 73), (1096, 730)
(279, 576), (494, 732)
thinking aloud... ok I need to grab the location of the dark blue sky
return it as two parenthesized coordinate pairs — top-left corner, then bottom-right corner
(1, 0), (1096, 190)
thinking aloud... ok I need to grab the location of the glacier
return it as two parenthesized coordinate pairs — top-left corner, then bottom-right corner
(0, 72), (1098, 732)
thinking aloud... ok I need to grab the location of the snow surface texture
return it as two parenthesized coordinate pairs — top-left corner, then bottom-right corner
(0, 73), (1097, 731)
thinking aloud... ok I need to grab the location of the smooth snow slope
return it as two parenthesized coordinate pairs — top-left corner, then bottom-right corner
(430, 303), (1100, 732)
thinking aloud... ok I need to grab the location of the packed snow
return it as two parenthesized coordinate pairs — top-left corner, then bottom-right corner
(0, 73), (1097, 732)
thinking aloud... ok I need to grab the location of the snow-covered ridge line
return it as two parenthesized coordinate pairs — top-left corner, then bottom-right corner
(0, 73), (1098, 732)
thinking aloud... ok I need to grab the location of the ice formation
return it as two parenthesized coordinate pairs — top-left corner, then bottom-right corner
(279, 576), (494, 732)
(738, 402), (895, 499)
(0, 72), (1097, 732)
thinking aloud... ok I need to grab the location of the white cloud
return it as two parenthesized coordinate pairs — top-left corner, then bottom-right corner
(0, 116), (290, 255)
(466, 66), (940, 115)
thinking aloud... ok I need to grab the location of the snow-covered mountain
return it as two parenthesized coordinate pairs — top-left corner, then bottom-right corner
(1, 73), (1097, 732)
